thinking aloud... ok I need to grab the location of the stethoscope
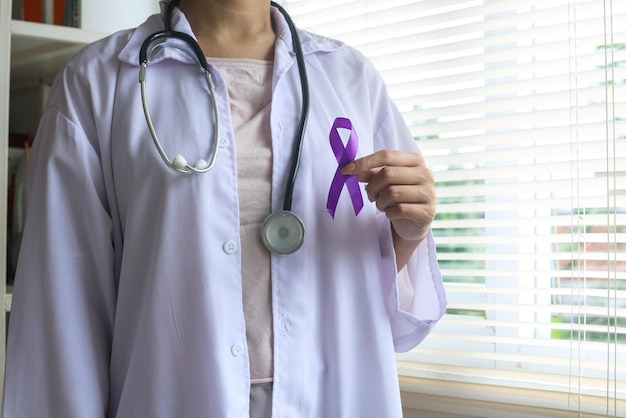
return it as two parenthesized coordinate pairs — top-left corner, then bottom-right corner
(139, 0), (309, 255)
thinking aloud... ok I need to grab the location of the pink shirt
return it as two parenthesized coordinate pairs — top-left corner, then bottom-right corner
(211, 57), (274, 382)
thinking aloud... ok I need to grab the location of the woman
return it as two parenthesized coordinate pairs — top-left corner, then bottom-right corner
(2, 1), (446, 417)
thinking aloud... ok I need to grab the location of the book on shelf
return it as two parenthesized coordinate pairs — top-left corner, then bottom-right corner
(11, 0), (23, 19)
(15, 0), (80, 27)
(61, 0), (80, 28)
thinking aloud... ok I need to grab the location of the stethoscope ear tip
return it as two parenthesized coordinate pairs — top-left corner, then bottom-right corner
(195, 159), (209, 170)
(170, 155), (211, 172)
(173, 154), (188, 170)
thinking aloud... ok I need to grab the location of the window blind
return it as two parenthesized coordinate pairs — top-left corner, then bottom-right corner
(284, 0), (626, 415)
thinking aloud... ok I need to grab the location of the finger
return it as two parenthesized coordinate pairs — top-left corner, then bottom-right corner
(386, 203), (435, 226)
(341, 150), (424, 176)
(373, 184), (434, 212)
(365, 166), (434, 202)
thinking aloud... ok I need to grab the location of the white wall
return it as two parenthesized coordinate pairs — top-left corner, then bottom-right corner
(82, 0), (161, 33)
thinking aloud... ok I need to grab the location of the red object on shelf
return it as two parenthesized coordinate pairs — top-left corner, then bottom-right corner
(22, 0), (66, 24)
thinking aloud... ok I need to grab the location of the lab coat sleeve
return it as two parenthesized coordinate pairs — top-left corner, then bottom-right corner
(2, 71), (116, 417)
(375, 102), (447, 353)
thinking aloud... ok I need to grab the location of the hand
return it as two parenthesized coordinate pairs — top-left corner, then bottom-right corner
(341, 150), (436, 243)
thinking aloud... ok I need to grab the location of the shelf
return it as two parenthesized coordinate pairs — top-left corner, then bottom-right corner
(10, 20), (107, 87)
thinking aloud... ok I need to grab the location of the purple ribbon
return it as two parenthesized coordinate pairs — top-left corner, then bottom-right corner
(326, 117), (364, 219)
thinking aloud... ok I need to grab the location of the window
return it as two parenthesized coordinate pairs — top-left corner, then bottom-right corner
(284, 0), (626, 415)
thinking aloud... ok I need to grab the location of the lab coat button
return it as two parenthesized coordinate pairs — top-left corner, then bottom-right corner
(223, 240), (238, 255)
(219, 137), (230, 148)
(231, 343), (244, 357)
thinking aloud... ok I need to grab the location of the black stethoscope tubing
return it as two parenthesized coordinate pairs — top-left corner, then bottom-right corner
(139, 1), (310, 254)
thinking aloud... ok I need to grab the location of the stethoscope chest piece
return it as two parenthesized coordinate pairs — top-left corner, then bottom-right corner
(262, 211), (305, 255)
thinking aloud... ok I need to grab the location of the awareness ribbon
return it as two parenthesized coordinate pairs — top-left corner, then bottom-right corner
(326, 117), (364, 219)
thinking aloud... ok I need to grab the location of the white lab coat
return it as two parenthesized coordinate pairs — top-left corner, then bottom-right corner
(2, 5), (447, 418)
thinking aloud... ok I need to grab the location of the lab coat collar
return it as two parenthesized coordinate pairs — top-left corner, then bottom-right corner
(117, 3), (196, 66)
(117, 2), (343, 67)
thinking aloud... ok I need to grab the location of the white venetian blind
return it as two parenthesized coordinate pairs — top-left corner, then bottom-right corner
(284, 0), (626, 416)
